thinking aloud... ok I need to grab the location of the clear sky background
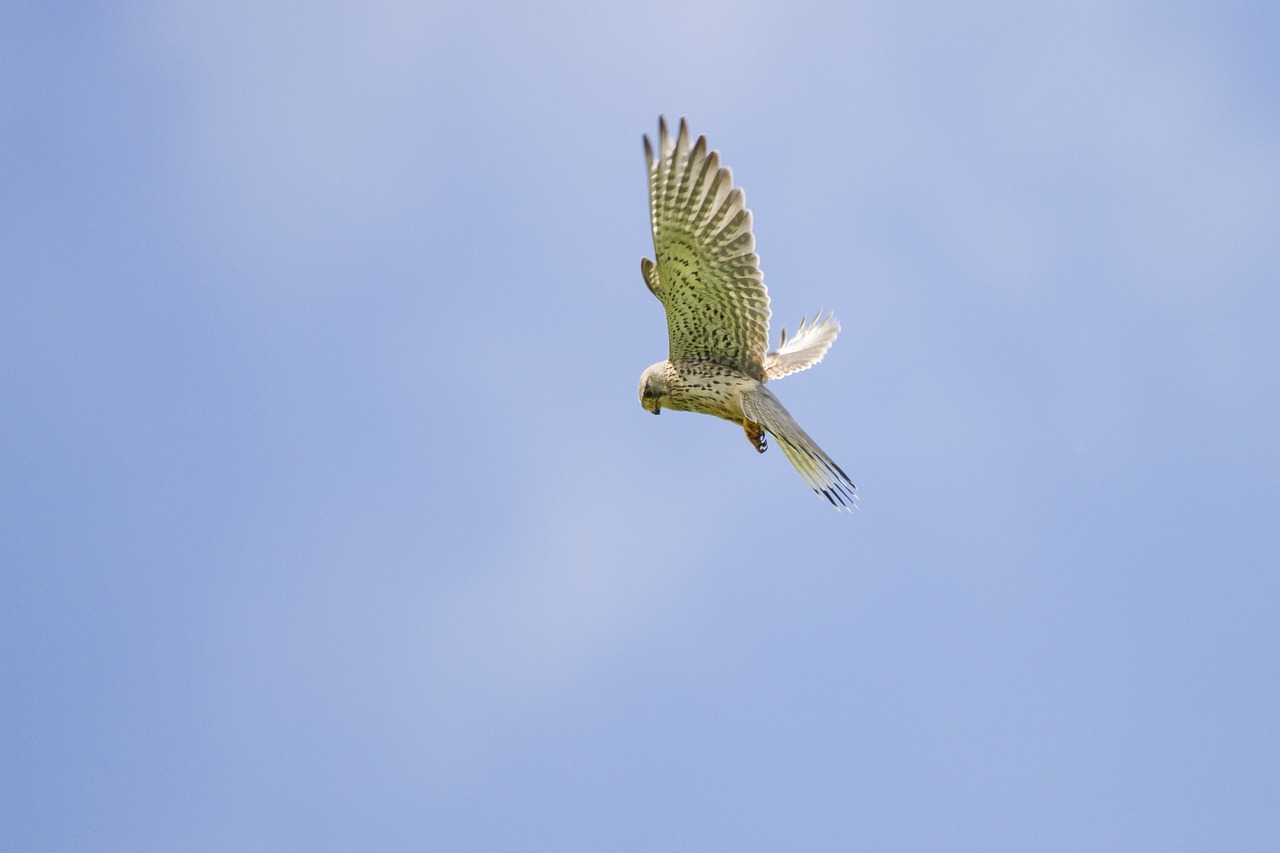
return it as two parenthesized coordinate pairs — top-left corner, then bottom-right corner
(4, 1), (1278, 850)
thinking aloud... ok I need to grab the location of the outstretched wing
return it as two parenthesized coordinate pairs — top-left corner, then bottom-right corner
(764, 311), (840, 381)
(740, 385), (857, 510)
(642, 116), (771, 382)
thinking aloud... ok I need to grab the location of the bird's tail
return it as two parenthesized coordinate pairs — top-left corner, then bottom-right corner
(740, 385), (857, 510)
(763, 312), (840, 381)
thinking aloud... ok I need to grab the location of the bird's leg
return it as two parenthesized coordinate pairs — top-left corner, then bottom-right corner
(743, 419), (767, 454)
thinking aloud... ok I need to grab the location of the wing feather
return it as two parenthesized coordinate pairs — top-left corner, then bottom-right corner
(741, 385), (857, 510)
(643, 116), (771, 381)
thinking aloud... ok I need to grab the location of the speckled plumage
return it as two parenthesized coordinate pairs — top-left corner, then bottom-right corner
(637, 116), (857, 510)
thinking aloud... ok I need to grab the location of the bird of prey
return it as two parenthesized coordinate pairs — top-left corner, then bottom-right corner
(636, 116), (857, 510)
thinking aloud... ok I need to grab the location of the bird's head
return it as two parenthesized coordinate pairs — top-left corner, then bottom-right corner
(638, 362), (671, 415)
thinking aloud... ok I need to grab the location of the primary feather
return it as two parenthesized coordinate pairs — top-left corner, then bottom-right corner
(740, 385), (857, 510)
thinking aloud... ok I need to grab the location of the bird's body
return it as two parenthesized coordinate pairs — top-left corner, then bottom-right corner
(637, 116), (857, 509)
(639, 359), (753, 420)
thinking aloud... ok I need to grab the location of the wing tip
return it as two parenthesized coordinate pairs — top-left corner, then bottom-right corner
(652, 114), (707, 162)
(813, 481), (858, 512)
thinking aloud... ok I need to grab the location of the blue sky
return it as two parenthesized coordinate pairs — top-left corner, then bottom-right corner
(3, 1), (1278, 849)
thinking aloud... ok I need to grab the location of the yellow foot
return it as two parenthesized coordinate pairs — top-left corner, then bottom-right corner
(743, 420), (767, 454)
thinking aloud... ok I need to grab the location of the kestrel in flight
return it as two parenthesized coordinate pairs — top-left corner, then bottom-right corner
(637, 116), (857, 509)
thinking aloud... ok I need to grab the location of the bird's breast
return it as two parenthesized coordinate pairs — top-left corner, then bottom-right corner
(665, 362), (758, 421)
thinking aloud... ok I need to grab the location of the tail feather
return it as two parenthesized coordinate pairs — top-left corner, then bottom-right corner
(763, 312), (839, 381)
(741, 385), (857, 510)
